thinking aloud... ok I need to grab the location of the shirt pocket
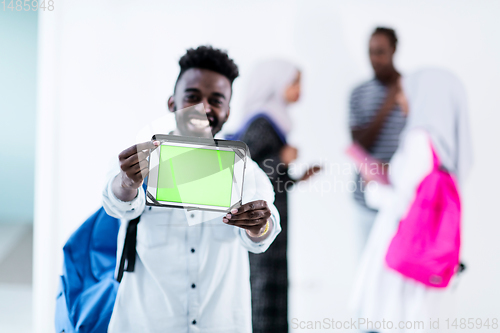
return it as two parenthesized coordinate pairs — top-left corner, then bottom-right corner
(136, 206), (175, 248)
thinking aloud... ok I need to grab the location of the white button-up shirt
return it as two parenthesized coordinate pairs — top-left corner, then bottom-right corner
(103, 158), (281, 333)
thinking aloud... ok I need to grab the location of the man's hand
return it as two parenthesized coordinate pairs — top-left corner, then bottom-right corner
(222, 200), (272, 240)
(112, 140), (159, 202)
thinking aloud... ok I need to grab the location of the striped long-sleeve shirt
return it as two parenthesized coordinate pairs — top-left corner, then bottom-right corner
(349, 78), (407, 209)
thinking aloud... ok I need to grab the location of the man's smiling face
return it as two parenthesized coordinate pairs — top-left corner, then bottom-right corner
(168, 68), (232, 138)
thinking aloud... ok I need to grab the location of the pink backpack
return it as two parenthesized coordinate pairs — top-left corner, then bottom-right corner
(385, 145), (461, 288)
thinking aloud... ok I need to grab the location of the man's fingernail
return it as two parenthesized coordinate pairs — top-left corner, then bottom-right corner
(153, 141), (160, 145)
(226, 213), (231, 218)
(231, 209), (238, 214)
(222, 218), (228, 223)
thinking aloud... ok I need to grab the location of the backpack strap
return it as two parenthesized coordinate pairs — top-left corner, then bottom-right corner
(430, 142), (441, 169)
(430, 141), (453, 173)
(117, 182), (148, 283)
(117, 215), (140, 282)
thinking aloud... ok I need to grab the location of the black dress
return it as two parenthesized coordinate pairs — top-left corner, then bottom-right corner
(238, 116), (294, 333)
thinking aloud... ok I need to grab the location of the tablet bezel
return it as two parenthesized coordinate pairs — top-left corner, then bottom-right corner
(146, 134), (248, 212)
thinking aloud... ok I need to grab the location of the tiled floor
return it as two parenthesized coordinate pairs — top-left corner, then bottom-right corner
(0, 223), (33, 333)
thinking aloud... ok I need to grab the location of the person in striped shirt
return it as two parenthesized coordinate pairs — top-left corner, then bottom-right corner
(349, 27), (407, 254)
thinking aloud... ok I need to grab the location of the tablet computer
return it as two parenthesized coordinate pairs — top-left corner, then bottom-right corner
(146, 134), (248, 212)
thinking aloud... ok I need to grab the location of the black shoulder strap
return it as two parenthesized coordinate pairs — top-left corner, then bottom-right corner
(117, 182), (148, 282)
(117, 215), (141, 283)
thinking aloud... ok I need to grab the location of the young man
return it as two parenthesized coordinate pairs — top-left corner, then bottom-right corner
(349, 27), (407, 251)
(103, 46), (281, 333)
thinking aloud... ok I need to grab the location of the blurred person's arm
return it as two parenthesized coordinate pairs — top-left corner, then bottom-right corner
(242, 117), (319, 184)
(365, 129), (433, 213)
(280, 146), (321, 182)
(365, 183), (392, 210)
(350, 82), (400, 151)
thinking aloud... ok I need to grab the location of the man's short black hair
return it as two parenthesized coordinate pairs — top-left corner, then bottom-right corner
(372, 27), (398, 49)
(175, 45), (239, 90)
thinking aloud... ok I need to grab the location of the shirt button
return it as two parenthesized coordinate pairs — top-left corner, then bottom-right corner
(149, 207), (152, 211)
(192, 319), (197, 325)
(191, 248), (195, 253)
(191, 283), (196, 289)
(190, 213), (195, 218)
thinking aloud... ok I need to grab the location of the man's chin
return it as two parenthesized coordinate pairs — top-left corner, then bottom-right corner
(179, 126), (214, 138)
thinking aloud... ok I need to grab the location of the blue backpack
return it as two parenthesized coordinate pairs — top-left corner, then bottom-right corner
(55, 186), (144, 333)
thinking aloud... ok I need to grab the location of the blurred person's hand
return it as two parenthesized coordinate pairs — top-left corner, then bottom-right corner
(280, 145), (298, 165)
(299, 165), (322, 182)
(383, 81), (400, 113)
(394, 77), (409, 115)
(112, 140), (160, 201)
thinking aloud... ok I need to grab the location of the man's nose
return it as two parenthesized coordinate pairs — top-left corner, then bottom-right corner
(201, 100), (211, 113)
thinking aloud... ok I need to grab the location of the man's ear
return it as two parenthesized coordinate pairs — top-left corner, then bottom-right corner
(225, 107), (231, 122)
(167, 96), (175, 113)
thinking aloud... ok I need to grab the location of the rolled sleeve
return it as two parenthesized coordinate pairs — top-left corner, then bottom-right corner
(102, 174), (145, 220)
(237, 203), (281, 254)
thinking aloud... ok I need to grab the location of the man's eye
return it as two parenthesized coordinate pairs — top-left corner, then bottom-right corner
(185, 94), (198, 101)
(210, 99), (223, 106)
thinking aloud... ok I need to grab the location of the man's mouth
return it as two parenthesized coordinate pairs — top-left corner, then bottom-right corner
(188, 117), (210, 129)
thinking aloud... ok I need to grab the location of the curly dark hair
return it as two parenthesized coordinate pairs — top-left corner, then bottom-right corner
(372, 27), (398, 49)
(175, 45), (239, 90)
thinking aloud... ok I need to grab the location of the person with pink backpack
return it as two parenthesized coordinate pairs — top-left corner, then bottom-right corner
(351, 68), (473, 333)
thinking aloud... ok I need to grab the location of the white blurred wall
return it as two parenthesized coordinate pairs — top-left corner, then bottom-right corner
(35, 0), (500, 332)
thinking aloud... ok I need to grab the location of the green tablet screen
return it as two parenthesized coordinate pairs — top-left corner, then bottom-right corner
(156, 145), (235, 207)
